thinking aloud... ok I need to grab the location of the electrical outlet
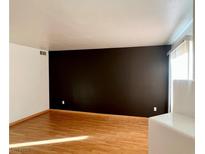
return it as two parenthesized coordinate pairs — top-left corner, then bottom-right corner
(153, 107), (157, 112)
(62, 100), (65, 105)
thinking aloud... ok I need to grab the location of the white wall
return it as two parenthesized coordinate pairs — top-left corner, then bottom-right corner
(9, 43), (49, 123)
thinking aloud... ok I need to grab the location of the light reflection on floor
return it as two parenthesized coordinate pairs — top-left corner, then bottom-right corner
(9, 136), (89, 148)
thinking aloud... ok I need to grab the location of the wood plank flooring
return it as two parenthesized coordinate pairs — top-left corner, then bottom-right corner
(10, 110), (148, 154)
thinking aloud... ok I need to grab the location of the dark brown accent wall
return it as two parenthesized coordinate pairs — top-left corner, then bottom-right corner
(49, 45), (170, 117)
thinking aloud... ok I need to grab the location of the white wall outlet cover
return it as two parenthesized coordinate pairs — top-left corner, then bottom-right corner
(154, 107), (157, 112)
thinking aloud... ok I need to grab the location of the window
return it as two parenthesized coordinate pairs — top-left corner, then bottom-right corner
(169, 39), (194, 111)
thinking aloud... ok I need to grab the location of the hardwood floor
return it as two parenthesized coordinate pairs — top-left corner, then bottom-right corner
(10, 109), (148, 154)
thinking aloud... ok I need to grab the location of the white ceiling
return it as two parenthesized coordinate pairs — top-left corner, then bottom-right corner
(10, 0), (193, 50)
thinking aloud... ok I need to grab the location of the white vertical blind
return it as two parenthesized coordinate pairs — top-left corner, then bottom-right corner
(169, 39), (194, 112)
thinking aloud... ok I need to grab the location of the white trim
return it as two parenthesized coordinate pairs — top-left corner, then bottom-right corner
(167, 35), (192, 56)
(168, 56), (172, 112)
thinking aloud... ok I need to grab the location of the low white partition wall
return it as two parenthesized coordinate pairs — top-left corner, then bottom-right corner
(148, 80), (195, 154)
